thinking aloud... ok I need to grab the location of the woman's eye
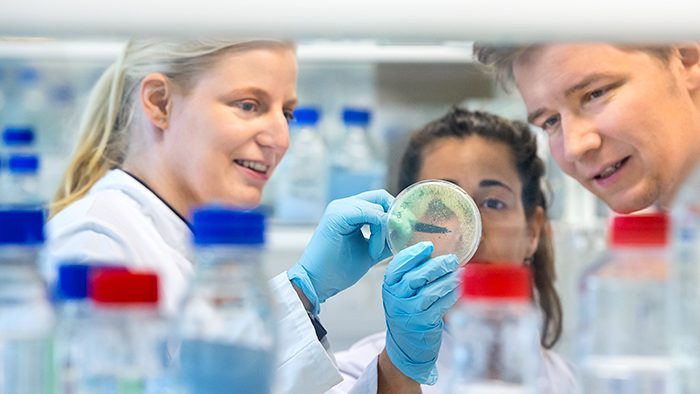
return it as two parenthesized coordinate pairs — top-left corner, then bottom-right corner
(284, 110), (295, 123)
(237, 101), (258, 112)
(482, 199), (506, 210)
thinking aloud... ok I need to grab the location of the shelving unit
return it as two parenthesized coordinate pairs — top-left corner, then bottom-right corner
(0, 0), (699, 41)
(0, 39), (475, 64)
(0, 3), (691, 355)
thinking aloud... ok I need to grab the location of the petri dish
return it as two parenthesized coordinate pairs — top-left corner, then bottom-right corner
(387, 179), (482, 265)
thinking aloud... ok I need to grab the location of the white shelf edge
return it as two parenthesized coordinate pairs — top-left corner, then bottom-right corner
(1, 0), (700, 41)
(0, 39), (475, 64)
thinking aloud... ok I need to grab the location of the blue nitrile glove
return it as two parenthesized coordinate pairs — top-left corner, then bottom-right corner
(288, 189), (394, 315)
(383, 241), (460, 385)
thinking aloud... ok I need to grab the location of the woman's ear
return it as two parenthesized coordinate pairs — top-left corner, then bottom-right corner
(525, 206), (545, 259)
(140, 73), (172, 130)
(677, 43), (700, 92)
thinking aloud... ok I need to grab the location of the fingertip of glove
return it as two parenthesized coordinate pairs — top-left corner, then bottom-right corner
(401, 241), (434, 257)
(417, 241), (434, 252)
(438, 253), (459, 269)
(452, 285), (462, 302)
(448, 270), (462, 290)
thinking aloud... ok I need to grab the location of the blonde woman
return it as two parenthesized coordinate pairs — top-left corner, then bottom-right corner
(46, 39), (395, 393)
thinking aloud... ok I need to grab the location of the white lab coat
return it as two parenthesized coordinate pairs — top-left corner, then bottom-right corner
(328, 331), (578, 393)
(46, 169), (343, 394)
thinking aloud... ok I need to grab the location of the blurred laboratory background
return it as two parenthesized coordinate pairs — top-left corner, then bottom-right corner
(0, 37), (610, 360)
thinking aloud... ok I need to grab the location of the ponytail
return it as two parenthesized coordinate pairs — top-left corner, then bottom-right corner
(50, 43), (132, 218)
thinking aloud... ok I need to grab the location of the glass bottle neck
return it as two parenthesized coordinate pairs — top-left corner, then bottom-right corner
(193, 245), (264, 282)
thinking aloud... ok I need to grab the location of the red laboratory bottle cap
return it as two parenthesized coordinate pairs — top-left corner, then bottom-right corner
(89, 268), (159, 305)
(610, 213), (668, 246)
(460, 262), (531, 301)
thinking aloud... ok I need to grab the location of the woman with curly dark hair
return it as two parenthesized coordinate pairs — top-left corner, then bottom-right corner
(330, 107), (576, 393)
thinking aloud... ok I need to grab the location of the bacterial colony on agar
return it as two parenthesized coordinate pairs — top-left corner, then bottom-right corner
(387, 179), (482, 265)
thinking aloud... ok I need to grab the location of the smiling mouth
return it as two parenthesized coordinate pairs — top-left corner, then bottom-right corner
(594, 157), (630, 180)
(234, 159), (270, 174)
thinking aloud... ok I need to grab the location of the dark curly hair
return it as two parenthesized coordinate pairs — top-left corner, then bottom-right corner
(398, 106), (562, 349)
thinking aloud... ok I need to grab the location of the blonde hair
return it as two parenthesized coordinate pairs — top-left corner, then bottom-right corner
(50, 39), (294, 218)
(472, 44), (533, 89)
(473, 43), (674, 89)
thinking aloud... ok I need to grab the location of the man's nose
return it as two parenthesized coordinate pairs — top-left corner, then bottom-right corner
(561, 114), (602, 162)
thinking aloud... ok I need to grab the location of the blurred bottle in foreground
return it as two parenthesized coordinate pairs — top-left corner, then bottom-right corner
(275, 107), (328, 223)
(0, 208), (54, 394)
(670, 165), (700, 394)
(328, 108), (386, 201)
(445, 262), (542, 393)
(53, 263), (92, 394)
(175, 206), (276, 394)
(578, 213), (675, 393)
(80, 268), (168, 393)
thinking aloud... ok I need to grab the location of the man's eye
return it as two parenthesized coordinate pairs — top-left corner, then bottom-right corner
(585, 86), (612, 103)
(541, 114), (560, 132)
(482, 199), (506, 210)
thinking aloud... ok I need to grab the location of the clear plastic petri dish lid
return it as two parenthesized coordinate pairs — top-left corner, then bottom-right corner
(387, 179), (482, 265)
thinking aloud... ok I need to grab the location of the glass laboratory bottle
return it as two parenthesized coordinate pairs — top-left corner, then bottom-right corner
(445, 262), (542, 394)
(53, 263), (93, 394)
(0, 208), (54, 394)
(0, 126), (36, 205)
(669, 164), (700, 393)
(79, 268), (168, 393)
(2, 153), (42, 207)
(176, 206), (276, 394)
(275, 106), (328, 223)
(578, 213), (676, 393)
(328, 107), (386, 201)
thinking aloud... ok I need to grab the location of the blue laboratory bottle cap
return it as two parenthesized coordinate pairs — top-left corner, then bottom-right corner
(293, 107), (321, 126)
(57, 263), (90, 300)
(3, 126), (35, 146)
(0, 208), (45, 245)
(50, 84), (75, 103)
(8, 154), (39, 173)
(192, 205), (265, 246)
(342, 108), (371, 126)
(19, 67), (39, 83)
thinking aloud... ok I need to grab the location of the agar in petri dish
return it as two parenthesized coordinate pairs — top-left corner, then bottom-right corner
(387, 179), (482, 264)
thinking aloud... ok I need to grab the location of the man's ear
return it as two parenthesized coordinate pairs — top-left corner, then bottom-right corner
(140, 73), (172, 130)
(677, 43), (700, 92)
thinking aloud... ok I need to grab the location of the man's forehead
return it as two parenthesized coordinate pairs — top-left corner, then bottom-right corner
(513, 45), (622, 99)
(512, 52), (570, 103)
(515, 44), (594, 71)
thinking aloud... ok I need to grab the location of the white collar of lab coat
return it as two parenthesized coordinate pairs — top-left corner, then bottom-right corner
(91, 169), (193, 260)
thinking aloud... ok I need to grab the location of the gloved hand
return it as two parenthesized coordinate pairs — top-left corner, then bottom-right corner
(383, 241), (460, 385)
(288, 190), (394, 315)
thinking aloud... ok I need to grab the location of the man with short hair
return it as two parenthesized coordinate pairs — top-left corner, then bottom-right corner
(474, 43), (700, 213)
